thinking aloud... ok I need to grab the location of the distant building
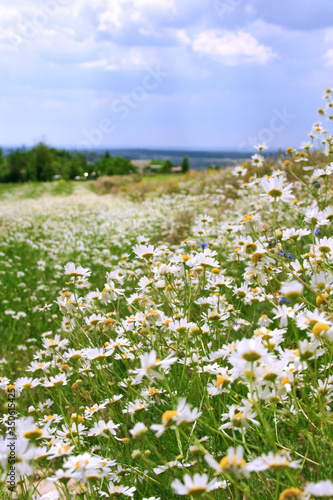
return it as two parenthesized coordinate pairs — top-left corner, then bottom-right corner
(130, 160), (151, 173)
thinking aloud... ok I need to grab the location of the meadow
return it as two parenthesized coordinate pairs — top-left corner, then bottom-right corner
(1, 99), (333, 499)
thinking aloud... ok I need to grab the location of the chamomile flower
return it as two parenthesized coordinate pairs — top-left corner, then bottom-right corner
(247, 451), (302, 471)
(261, 176), (294, 203)
(205, 446), (249, 478)
(151, 399), (201, 437)
(130, 350), (178, 385)
(304, 480), (333, 497)
(129, 422), (148, 438)
(171, 473), (217, 497)
(64, 262), (91, 278)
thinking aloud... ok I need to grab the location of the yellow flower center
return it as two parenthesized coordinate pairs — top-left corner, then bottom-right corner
(319, 245), (331, 253)
(281, 376), (290, 387)
(242, 351), (261, 362)
(234, 412), (244, 420)
(251, 253), (265, 263)
(316, 294), (328, 307)
(23, 428), (43, 439)
(53, 380), (64, 386)
(279, 487), (304, 500)
(142, 252), (153, 259)
(162, 410), (178, 425)
(245, 243), (257, 254)
(187, 486), (207, 496)
(269, 459), (290, 470)
(219, 454), (246, 468)
(268, 189), (283, 198)
(312, 322), (330, 337)
(148, 388), (159, 395)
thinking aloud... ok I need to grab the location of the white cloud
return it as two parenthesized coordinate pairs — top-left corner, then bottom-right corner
(325, 28), (333, 43)
(192, 30), (277, 65)
(324, 48), (333, 65)
(78, 48), (148, 72)
(175, 29), (191, 46)
(98, 0), (176, 31)
(324, 29), (333, 65)
(79, 59), (119, 71)
(0, 0), (177, 51)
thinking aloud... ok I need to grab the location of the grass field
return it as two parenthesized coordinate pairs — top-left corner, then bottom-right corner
(1, 135), (333, 500)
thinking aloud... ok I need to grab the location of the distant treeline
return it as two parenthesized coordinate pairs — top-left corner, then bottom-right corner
(0, 143), (191, 183)
(0, 143), (138, 183)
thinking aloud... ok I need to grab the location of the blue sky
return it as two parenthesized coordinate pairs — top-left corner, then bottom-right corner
(0, 0), (333, 150)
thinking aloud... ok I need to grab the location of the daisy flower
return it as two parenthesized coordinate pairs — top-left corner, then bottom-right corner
(205, 446), (249, 478)
(247, 451), (302, 471)
(151, 399), (202, 437)
(171, 473), (217, 497)
(64, 262), (91, 278)
(102, 482), (136, 497)
(129, 422), (148, 438)
(304, 480), (333, 497)
(261, 176), (294, 203)
(130, 350), (178, 385)
(133, 244), (161, 260)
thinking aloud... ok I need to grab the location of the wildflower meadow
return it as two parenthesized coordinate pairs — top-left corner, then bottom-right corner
(1, 90), (333, 500)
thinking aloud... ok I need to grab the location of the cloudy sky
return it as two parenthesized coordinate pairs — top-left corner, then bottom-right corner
(1, 0), (333, 150)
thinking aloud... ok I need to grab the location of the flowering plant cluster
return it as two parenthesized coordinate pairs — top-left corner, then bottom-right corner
(1, 89), (333, 499)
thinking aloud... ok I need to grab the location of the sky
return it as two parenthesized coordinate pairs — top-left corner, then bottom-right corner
(0, 0), (333, 151)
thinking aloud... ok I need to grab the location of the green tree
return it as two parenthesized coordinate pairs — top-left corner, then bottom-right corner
(0, 148), (7, 182)
(181, 156), (190, 173)
(68, 154), (88, 179)
(32, 142), (55, 181)
(97, 153), (137, 176)
(7, 149), (27, 182)
(160, 160), (173, 174)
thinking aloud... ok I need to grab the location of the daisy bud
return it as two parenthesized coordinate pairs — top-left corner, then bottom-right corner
(3, 401), (18, 411)
(189, 325), (200, 336)
(131, 449), (142, 459)
(71, 414), (84, 424)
